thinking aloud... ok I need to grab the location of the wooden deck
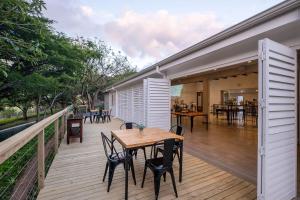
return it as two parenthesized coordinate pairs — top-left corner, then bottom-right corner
(37, 119), (257, 200)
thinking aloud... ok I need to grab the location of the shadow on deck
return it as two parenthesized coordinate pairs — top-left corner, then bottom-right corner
(37, 119), (256, 200)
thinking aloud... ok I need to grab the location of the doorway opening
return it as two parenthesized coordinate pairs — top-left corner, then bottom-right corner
(171, 61), (258, 184)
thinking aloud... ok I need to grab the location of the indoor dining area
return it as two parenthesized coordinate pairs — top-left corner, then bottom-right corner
(170, 61), (259, 184)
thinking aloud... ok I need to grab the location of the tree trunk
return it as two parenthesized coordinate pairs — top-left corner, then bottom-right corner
(92, 89), (101, 110)
(86, 91), (92, 110)
(36, 95), (41, 122)
(22, 109), (28, 120)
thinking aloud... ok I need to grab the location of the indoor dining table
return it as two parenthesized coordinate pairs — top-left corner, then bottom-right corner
(111, 127), (184, 200)
(172, 111), (209, 132)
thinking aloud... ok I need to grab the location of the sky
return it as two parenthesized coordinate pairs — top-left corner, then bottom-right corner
(43, 0), (284, 70)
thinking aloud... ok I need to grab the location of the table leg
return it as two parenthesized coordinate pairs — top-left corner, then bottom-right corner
(190, 116), (194, 132)
(179, 115), (182, 125)
(179, 143), (183, 182)
(125, 149), (129, 200)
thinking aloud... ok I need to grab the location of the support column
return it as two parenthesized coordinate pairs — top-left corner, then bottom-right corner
(203, 79), (210, 123)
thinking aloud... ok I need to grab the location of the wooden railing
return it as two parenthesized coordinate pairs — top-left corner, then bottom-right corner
(0, 107), (69, 191)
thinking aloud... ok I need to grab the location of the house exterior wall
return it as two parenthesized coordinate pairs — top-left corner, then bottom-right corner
(104, 93), (109, 110)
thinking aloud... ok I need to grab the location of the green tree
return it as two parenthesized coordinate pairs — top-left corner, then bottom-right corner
(79, 38), (137, 109)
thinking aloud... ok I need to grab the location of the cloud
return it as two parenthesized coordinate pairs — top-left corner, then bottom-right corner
(103, 10), (225, 66)
(43, 0), (225, 69)
(43, 0), (111, 38)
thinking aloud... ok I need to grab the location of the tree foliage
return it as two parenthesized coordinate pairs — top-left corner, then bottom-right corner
(0, 0), (136, 121)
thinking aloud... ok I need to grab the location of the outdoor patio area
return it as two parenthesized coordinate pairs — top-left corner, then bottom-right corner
(37, 118), (256, 200)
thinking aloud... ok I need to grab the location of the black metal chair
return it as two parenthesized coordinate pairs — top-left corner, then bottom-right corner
(105, 109), (112, 122)
(155, 125), (184, 161)
(95, 109), (104, 123)
(141, 139), (178, 200)
(83, 110), (93, 124)
(120, 122), (147, 160)
(101, 132), (136, 192)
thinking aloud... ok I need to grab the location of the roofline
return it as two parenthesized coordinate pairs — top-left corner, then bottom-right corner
(111, 0), (300, 88)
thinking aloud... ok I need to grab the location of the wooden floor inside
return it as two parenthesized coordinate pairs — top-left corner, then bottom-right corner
(177, 115), (257, 184)
(38, 118), (256, 200)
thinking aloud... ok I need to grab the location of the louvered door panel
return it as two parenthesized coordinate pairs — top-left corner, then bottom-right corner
(132, 83), (144, 125)
(258, 38), (297, 200)
(145, 78), (170, 131)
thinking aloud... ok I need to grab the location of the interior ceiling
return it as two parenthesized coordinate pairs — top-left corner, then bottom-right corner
(171, 60), (258, 85)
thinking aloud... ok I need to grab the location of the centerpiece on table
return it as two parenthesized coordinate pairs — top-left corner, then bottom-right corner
(138, 124), (145, 133)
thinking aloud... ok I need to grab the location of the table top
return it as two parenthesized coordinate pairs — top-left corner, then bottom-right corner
(171, 111), (208, 117)
(111, 128), (184, 149)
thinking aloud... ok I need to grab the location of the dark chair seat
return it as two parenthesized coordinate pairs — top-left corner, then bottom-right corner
(146, 157), (165, 170)
(110, 152), (126, 161)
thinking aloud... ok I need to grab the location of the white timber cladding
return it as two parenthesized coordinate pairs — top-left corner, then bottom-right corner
(104, 93), (109, 110)
(109, 91), (116, 116)
(258, 38), (297, 200)
(116, 82), (144, 124)
(145, 78), (171, 131)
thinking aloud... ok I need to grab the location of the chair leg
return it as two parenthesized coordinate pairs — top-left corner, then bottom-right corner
(176, 149), (180, 162)
(155, 148), (158, 158)
(143, 148), (147, 160)
(154, 174), (162, 200)
(134, 150), (137, 159)
(107, 165), (116, 192)
(163, 172), (166, 182)
(141, 164), (147, 188)
(103, 162), (108, 182)
(170, 168), (178, 198)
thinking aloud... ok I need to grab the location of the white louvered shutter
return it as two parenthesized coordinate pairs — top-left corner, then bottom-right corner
(258, 38), (297, 200)
(145, 78), (171, 131)
(133, 83), (144, 125)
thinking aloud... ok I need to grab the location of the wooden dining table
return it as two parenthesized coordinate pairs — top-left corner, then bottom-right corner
(111, 127), (184, 200)
(172, 111), (208, 132)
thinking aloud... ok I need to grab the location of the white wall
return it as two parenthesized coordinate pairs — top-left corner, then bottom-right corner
(109, 91), (116, 116)
(172, 73), (258, 108)
(209, 73), (258, 107)
(104, 93), (109, 110)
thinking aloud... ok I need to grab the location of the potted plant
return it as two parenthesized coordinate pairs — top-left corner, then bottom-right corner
(138, 124), (145, 133)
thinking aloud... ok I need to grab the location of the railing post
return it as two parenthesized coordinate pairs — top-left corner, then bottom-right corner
(64, 114), (67, 135)
(38, 129), (45, 189)
(60, 114), (64, 139)
(54, 119), (59, 153)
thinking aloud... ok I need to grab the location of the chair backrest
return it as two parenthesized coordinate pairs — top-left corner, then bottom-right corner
(120, 122), (138, 130)
(101, 132), (119, 160)
(163, 139), (176, 168)
(170, 125), (184, 136)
